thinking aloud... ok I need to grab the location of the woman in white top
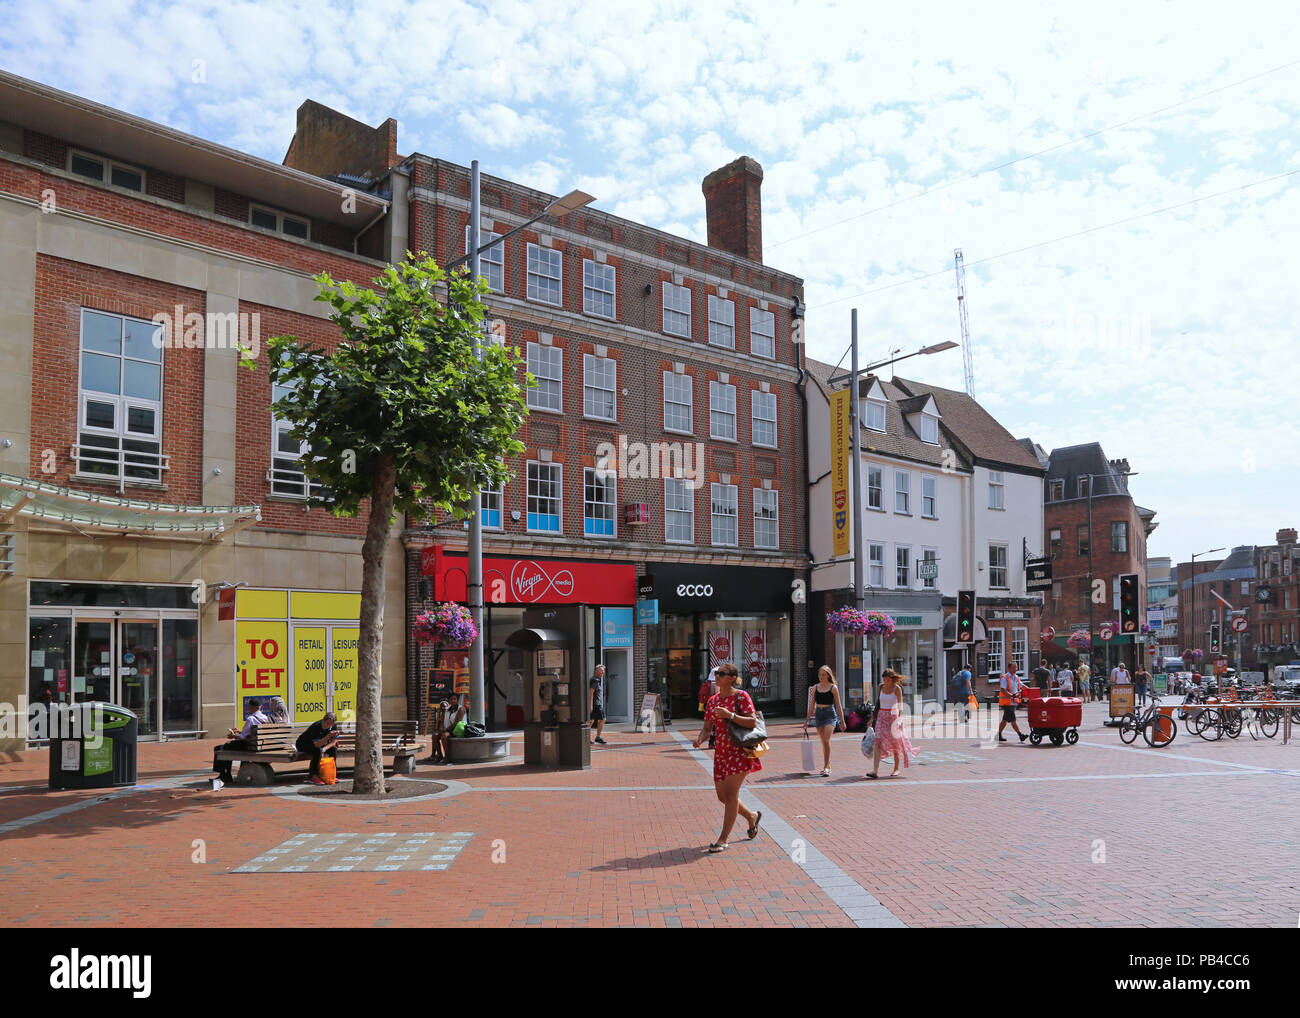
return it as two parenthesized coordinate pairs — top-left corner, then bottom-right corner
(866, 669), (918, 778)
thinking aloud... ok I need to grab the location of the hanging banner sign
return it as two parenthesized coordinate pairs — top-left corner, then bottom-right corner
(830, 388), (851, 558)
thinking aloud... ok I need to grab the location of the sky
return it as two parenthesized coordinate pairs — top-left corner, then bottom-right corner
(2, 0), (1297, 564)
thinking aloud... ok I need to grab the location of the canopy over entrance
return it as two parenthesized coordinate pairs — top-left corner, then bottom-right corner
(0, 472), (260, 541)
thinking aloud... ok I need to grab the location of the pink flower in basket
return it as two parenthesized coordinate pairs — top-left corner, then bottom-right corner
(413, 603), (477, 648)
(1067, 630), (1092, 649)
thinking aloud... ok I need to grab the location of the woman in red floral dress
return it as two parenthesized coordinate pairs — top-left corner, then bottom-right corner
(693, 662), (762, 853)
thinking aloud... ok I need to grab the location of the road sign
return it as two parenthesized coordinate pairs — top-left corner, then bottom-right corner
(1231, 615), (1248, 633)
(1148, 607), (1164, 629)
(1099, 624), (1114, 641)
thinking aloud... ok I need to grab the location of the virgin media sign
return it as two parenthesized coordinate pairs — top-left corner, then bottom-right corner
(422, 547), (636, 606)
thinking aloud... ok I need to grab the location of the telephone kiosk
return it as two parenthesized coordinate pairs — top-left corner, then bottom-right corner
(507, 627), (591, 770)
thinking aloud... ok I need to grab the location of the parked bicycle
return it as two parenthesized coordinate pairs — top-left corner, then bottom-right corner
(1119, 694), (1177, 748)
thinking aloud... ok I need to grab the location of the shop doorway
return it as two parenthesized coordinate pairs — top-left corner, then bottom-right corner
(603, 648), (630, 722)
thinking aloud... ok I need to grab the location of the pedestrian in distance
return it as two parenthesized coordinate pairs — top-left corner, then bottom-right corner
(805, 665), (845, 776)
(1033, 660), (1051, 695)
(296, 711), (340, 784)
(950, 664), (974, 721)
(589, 663), (607, 745)
(1133, 664), (1150, 707)
(1058, 665), (1075, 697)
(997, 665), (1030, 743)
(1110, 660), (1131, 700)
(212, 698), (268, 785)
(693, 662), (762, 853)
(700, 666), (718, 748)
(265, 696), (290, 724)
(1077, 660), (1092, 702)
(866, 668), (918, 777)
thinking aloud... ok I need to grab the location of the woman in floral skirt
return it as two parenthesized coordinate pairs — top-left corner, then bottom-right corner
(694, 661), (762, 853)
(866, 668), (917, 778)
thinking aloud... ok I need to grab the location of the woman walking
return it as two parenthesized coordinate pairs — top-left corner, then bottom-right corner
(805, 666), (845, 776)
(866, 668), (918, 778)
(693, 661), (762, 853)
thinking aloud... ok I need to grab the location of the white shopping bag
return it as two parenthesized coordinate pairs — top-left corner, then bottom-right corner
(801, 732), (817, 772)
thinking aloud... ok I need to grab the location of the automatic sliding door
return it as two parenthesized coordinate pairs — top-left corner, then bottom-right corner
(74, 621), (114, 704)
(118, 621), (159, 737)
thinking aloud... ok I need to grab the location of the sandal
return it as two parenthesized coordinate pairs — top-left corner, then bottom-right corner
(865, 772), (879, 780)
(707, 842), (729, 853)
(821, 768), (831, 776)
(747, 811), (762, 840)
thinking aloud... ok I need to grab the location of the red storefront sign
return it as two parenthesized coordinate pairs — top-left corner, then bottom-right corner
(420, 547), (636, 605)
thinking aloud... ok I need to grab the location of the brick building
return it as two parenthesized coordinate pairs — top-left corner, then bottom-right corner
(1254, 528), (1300, 674)
(1176, 547), (1258, 672)
(0, 71), (410, 749)
(1039, 443), (1157, 672)
(273, 104), (811, 727)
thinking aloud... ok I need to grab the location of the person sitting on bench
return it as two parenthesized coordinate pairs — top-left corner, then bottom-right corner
(297, 712), (340, 785)
(213, 698), (269, 784)
(432, 695), (468, 765)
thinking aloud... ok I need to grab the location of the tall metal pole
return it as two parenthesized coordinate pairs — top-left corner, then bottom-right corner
(467, 160), (485, 726)
(849, 310), (867, 699)
(1087, 473), (1095, 679)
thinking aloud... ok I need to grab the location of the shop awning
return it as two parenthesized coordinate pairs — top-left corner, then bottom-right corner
(0, 472), (260, 540)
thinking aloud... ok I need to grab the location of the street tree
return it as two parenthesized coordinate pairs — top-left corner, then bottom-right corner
(254, 255), (527, 793)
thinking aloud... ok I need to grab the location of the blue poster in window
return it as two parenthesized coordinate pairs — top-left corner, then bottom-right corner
(601, 607), (634, 648)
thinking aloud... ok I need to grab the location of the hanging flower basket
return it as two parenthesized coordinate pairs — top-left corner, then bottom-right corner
(1067, 630), (1092, 649)
(1139, 622), (1154, 634)
(826, 608), (896, 637)
(1182, 648), (1204, 662)
(413, 603), (477, 648)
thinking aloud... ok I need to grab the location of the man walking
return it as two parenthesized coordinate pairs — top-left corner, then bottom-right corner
(997, 664), (1030, 743)
(1058, 663), (1075, 697)
(1133, 663), (1150, 707)
(1110, 660), (1131, 703)
(1077, 660), (1092, 702)
(951, 665), (974, 722)
(589, 663), (607, 745)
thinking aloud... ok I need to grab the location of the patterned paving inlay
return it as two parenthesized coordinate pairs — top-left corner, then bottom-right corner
(913, 751), (983, 765)
(232, 832), (474, 873)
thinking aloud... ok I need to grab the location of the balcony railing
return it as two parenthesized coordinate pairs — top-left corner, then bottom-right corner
(71, 443), (170, 493)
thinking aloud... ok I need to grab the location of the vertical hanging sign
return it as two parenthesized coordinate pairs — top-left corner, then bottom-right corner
(830, 388), (851, 558)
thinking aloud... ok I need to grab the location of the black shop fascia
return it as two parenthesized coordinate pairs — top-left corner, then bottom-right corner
(641, 563), (797, 719)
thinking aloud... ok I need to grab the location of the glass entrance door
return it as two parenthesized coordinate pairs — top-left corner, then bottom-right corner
(74, 620), (114, 703)
(118, 620), (159, 738)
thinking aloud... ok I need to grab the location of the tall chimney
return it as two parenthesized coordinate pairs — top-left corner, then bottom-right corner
(702, 156), (764, 263)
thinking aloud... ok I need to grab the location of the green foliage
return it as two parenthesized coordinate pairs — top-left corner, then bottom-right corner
(252, 254), (528, 521)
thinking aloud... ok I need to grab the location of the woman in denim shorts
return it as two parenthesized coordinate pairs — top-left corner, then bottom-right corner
(805, 666), (846, 776)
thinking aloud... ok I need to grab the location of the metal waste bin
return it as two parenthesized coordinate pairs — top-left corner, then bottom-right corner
(48, 703), (138, 790)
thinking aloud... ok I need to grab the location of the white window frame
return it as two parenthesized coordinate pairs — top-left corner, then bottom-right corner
(753, 488), (779, 550)
(249, 202), (310, 240)
(1111, 521), (1128, 553)
(525, 461), (563, 534)
(583, 353), (617, 421)
(921, 475), (937, 518)
(710, 483), (738, 547)
(919, 413), (939, 444)
(751, 391), (777, 448)
(867, 466), (883, 511)
(526, 243), (563, 306)
(526, 342), (563, 413)
(895, 545), (911, 589)
(663, 371), (694, 434)
(988, 470), (1005, 510)
(1078, 476), (1091, 498)
(868, 542), (885, 587)
(583, 467), (617, 539)
(989, 543), (1008, 589)
(269, 376), (327, 500)
(709, 381), (737, 441)
(664, 478), (695, 544)
(749, 306), (775, 359)
(68, 149), (145, 193)
(76, 309), (164, 485)
(582, 259), (616, 319)
(466, 226), (504, 293)
(988, 629), (1005, 675)
(920, 547), (938, 590)
(894, 471), (910, 514)
(1011, 627), (1028, 675)
(707, 295), (735, 349)
(662, 282), (692, 337)
(480, 483), (503, 531)
(864, 398), (886, 433)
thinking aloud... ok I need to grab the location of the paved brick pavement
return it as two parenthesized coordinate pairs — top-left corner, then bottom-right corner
(0, 703), (1296, 927)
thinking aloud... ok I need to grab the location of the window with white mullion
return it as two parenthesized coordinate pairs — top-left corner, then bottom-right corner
(868, 542), (885, 587)
(989, 544), (1008, 589)
(1012, 628), (1028, 674)
(707, 295), (735, 349)
(922, 475), (937, 518)
(753, 489), (779, 549)
(662, 282), (692, 337)
(583, 354), (617, 421)
(69, 149), (144, 193)
(583, 260), (616, 319)
(709, 381), (737, 441)
(988, 629), (1005, 674)
(466, 226), (504, 293)
(526, 461), (562, 533)
(526, 244), (562, 306)
(751, 391), (777, 448)
(921, 548), (938, 589)
(526, 343), (563, 412)
(77, 309), (163, 483)
(867, 466), (883, 510)
(863, 399), (886, 432)
(665, 478), (694, 543)
(749, 307), (775, 359)
(710, 483), (738, 547)
(663, 372), (694, 433)
(479, 483), (503, 530)
(895, 545), (911, 588)
(989, 470), (1005, 509)
(583, 468), (617, 538)
(270, 376), (326, 500)
(894, 471), (910, 514)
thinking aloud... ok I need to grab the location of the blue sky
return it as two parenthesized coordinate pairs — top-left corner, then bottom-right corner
(3, 0), (1297, 564)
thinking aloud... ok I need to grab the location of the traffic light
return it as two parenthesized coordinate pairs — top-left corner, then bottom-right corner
(1210, 623), (1220, 652)
(1119, 573), (1139, 634)
(957, 590), (976, 643)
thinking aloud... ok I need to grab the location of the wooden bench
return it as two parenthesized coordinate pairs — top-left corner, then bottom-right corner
(215, 721), (421, 786)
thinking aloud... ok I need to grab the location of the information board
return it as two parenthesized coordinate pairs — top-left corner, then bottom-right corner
(293, 626), (329, 722)
(1109, 683), (1135, 718)
(637, 693), (664, 733)
(330, 627), (359, 716)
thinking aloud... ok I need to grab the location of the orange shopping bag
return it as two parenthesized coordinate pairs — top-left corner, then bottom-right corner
(318, 756), (338, 785)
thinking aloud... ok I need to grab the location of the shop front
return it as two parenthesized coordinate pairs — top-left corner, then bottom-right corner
(419, 547), (638, 728)
(642, 563), (796, 720)
(828, 590), (943, 711)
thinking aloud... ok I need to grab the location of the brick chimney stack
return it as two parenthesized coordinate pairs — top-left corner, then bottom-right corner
(1278, 528), (1297, 545)
(702, 156), (764, 263)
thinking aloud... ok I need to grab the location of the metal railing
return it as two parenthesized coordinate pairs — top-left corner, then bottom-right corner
(71, 443), (170, 492)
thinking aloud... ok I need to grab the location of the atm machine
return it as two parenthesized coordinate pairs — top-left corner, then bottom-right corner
(507, 628), (591, 770)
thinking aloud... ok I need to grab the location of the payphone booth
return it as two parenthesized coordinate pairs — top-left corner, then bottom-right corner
(507, 627), (591, 770)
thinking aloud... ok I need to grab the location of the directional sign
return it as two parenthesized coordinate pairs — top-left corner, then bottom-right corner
(1231, 615), (1248, 633)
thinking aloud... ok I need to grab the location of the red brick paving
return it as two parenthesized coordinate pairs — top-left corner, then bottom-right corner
(1, 705), (1296, 928)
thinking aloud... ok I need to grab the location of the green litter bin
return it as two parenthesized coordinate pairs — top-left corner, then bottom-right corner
(48, 703), (138, 790)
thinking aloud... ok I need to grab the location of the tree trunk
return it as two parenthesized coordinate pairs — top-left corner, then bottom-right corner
(354, 453), (397, 795)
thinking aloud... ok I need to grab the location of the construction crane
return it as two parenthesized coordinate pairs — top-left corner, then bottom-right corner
(954, 248), (974, 396)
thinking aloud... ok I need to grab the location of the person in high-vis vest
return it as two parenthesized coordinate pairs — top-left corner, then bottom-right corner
(997, 665), (1030, 743)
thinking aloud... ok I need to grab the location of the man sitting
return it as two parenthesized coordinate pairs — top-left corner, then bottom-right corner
(432, 694), (468, 765)
(296, 712), (340, 785)
(212, 698), (269, 785)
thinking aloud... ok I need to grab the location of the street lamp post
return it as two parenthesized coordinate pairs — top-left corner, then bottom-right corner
(452, 161), (594, 726)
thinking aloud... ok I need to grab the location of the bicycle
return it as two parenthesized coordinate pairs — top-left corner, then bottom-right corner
(1118, 694), (1178, 748)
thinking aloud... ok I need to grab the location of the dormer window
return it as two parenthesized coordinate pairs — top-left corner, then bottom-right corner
(863, 399), (886, 432)
(919, 413), (938, 444)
